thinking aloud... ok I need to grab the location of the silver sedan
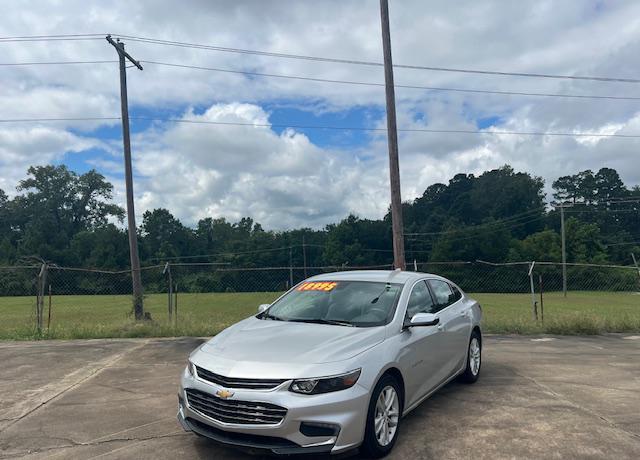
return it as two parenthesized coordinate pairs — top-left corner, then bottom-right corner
(178, 270), (482, 457)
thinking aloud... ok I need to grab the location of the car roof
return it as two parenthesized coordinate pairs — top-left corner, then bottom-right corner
(306, 270), (449, 285)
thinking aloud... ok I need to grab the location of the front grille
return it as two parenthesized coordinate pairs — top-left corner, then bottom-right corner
(195, 365), (286, 390)
(186, 389), (287, 426)
(186, 418), (299, 449)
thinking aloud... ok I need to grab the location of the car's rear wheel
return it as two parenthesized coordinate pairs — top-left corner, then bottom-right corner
(460, 330), (482, 383)
(361, 374), (402, 458)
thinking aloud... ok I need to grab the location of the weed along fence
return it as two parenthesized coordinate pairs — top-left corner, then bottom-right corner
(0, 261), (638, 339)
(416, 261), (640, 326)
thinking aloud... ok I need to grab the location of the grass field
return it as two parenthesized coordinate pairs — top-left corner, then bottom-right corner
(0, 291), (638, 340)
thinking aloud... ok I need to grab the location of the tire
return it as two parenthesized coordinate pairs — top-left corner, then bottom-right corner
(361, 374), (403, 458)
(460, 330), (482, 383)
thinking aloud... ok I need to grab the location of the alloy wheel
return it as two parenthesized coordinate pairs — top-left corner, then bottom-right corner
(374, 385), (400, 446)
(469, 337), (481, 376)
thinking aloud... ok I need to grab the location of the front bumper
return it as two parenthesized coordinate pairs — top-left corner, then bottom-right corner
(178, 369), (369, 455)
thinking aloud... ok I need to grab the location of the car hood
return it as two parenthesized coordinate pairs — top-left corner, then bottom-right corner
(196, 317), (385, 376)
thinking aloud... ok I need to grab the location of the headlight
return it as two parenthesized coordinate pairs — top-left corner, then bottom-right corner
(186, 360), (196, 377)
(289, 369), (361, 395)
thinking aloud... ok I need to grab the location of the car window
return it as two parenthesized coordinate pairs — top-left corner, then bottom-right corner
(406, 281), (435, 318)
(265, 280), (403, 327)
(450, 284), (462, 303)
(428, 279), (454, 311)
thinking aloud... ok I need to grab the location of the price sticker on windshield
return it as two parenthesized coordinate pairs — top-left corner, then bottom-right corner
(297, 281), (338, 291)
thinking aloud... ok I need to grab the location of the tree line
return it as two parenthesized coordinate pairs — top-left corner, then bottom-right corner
(1, 164), (638, 270)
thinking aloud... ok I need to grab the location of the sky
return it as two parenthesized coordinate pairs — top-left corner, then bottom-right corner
(1, 0), (640, 229)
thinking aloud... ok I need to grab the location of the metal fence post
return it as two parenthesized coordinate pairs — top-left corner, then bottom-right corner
(528, 261), (537, 321)
(47, 284), (52, 330)
(36, 263), (48, 333)
(174, 283), (178, 326)
(539, 274), (544, 323)
(632, 253), (640, 291)
(163, 262), (173, 321)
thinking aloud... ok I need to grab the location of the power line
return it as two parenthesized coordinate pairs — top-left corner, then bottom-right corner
(0, 33), (106, 40)
(142, 60), (640, 101)
(3, 32), (640, 83)
(0, 33), (108, 44)
(0, 60), (116, 66)
(0, 117), (120, 123)
(408, 212), (546, 239)
(1, 115), (640, 139)
(0, 37), (104, 43)
(601, 199), (640, 204)
(115, 34), (640, 83)
(605, 241), (640, 247)
(565, 209), (638, 213)
(407, 215), (548, 245)
(145, 245), (304, 262)
(405, 207), (546, 237)
(564, 197), (640, 204)
(2, 57), (638, 101)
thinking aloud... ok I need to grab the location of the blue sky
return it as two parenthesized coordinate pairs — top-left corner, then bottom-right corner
(2, 0), (640, 229)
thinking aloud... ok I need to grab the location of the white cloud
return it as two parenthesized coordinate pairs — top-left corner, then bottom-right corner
(131, 103), (388, 228)
(0, 126), (103, 195)
(1, 0), (640, 228)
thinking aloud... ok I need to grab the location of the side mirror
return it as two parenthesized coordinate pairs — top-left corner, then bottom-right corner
(257, 304), (270, 314)
(405, 312), (440, 328)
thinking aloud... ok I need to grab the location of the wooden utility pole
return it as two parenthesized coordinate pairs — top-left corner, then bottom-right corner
(632, 253), (640, 288)
(380, 0), (406, 270)
(289, 246), (294, 288)
(556, 202), (573, 298)
(302, 235), (308, 278)
(106, 35), (145, 319)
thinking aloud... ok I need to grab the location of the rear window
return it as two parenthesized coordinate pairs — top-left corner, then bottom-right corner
(428, 279), (454, 309)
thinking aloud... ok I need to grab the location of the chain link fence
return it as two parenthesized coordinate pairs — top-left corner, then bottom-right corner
(1, 260), (638, 338)
(415, 261), (640, 293)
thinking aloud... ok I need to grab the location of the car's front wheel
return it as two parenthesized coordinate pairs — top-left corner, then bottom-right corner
(361, 374), (402, 458)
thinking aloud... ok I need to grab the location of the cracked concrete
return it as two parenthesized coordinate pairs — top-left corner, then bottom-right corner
(0, 335), (638, 459)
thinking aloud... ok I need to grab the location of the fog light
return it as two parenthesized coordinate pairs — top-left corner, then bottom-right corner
(300, 422), (340, 437)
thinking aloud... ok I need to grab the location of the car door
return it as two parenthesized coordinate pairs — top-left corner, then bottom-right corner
(398, 280), (451, 407)
(427, 279), (472, 376)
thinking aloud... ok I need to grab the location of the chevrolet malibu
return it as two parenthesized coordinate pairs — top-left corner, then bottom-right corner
(178, 270), (482, 457)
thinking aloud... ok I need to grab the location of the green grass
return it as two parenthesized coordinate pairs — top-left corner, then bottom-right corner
(0, 291), (638, 340)
(475, 291), (640, 335)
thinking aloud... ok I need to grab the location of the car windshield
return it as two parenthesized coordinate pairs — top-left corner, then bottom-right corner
(260, 280), (403, 327)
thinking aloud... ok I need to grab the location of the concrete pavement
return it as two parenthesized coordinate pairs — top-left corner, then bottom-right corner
(0, 335), (638, 459)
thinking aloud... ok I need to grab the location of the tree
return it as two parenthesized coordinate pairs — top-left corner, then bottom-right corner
(72, 169), (125, 231)
(0, 190), (14, 263)
(565, 218), (606, 263)
(508, 230), (561, 262)
(0, 163), (636, 272)
(552, 175), (579, 203)
(322, 215), (390, 266)
(140, 209), (193, 261)
(8, 166), (124, 264)
(594, 168), (626, 202)
(69, 225), (129, 268)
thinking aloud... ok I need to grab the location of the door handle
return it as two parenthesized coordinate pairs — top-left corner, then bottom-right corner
(437, 324), (444, 331)
(460, 311), (468, 317)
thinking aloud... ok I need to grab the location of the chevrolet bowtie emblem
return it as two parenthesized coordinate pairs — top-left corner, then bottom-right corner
(215, 389), (235, 399)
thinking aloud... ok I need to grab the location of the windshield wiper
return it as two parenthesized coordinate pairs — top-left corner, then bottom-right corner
(370, 282), (392, 304)
(261, 312), (284, 321)
(287, 318), (356, 327)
